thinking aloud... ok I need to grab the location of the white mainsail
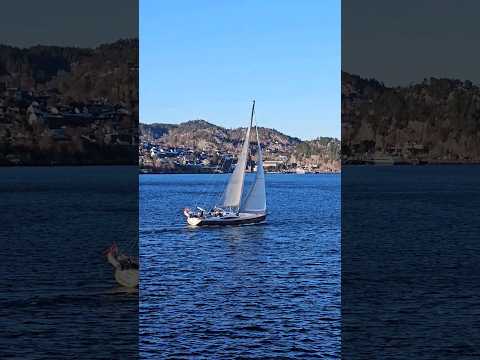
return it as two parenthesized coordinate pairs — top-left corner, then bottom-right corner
(240, 125), (266, 214)
(220, 104), (254, 209)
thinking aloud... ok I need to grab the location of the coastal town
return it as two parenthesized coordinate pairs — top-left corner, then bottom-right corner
(0, 40), (138, 165)
(0, 86), (136, 165)
(139, 121), (341, 174)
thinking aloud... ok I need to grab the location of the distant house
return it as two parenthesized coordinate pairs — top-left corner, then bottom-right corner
(263, 160), (284, 171)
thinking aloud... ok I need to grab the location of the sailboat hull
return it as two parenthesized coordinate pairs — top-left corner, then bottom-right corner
(187, 213), (266, 227)
(114, 269), (139, 288)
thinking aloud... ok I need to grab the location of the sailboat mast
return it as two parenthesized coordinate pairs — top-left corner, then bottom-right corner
(246, 100), (256, 170)
(250, 100), (255, 128)
(240, 101), (267, 214)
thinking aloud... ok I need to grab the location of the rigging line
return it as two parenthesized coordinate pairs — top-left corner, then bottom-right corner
(214, 154), (232, 208)
(123, 230), (139, 255)
(216, 121), (248, 209)
(125, 240), (137, 256)
(194, 156), (215, 209)
(204, 155), (226, 208)
(242, 112), (259, 207)
(195, 153), (226, 210)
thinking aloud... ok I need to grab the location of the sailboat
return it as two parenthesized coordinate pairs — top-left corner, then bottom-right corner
(183, 100), (267, 226)
(104, 242), (139, 288)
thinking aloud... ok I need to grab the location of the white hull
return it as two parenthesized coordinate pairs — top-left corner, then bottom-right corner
(114, 268), (139, 288)
(105, 247), (139, 288)
(187, 212), (266, 226)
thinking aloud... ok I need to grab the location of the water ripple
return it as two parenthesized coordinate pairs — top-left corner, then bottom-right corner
(140, 174), (340, 359)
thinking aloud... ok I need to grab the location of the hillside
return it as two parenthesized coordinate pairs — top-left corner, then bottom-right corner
(141, 120), (301, 155)
(342, 71), (480, 162)
(0, 39), (138, 107)
(0, 39), (138, 165)
(140, 120), (340, 171)
(293, 137), (340, 160)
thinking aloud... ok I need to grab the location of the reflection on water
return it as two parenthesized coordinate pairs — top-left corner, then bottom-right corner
(140, 173), (340, 359)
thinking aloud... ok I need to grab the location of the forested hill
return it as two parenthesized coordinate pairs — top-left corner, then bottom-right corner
(141, 120), (301, 154)
(140, 120), (340, 170)
(0, 39), (138, 106)
(342, 71), (480, 162)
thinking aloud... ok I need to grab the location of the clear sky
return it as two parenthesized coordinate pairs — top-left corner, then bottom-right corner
(140, 0), (340, 140)
(0, 0), (137, 48)
(342, 0), (480, 87)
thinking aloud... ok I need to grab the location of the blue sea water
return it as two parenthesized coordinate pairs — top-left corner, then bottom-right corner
(140, 173), (341, 359)
(0, 167), (138, 359)
(342, 165), (480, 359)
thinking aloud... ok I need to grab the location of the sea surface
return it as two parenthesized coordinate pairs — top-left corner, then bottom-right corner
(0, 167), (138, 359)
(342, 165), (480, 359)
(140, 173), (341, 359)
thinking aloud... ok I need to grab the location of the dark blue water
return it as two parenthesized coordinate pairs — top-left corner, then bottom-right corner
(0, 167), (138, 359)
(342, 166), (480, 359)
(140, 173), (340, 359)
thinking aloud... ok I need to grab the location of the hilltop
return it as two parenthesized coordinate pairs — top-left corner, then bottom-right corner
(0, 39), (138, 106)
(141, 119), (301, 154)
(342, 71), (480, 163)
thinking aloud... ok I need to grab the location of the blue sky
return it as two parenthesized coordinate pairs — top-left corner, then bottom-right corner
(140, 0), (340, 140)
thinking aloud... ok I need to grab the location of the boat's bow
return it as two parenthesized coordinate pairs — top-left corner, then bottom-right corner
(186, 216), (203, 226)
(104, 243), (139, 288)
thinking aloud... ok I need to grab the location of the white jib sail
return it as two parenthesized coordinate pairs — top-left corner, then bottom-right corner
(240, 126), (266, 214)
(220, 124), (251, 208)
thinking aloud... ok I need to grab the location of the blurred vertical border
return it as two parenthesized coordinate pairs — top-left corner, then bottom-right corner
(342, 1), (480, 359)
(0, 1), (139, 359)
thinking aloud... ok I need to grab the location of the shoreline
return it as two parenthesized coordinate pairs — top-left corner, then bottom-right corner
(139, 169), (341, 175)
(1, 163), (478, 170)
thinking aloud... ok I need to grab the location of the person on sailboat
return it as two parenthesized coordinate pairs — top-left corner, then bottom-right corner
(211, 208), (223, 217)
(184, 207), (207, 219)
